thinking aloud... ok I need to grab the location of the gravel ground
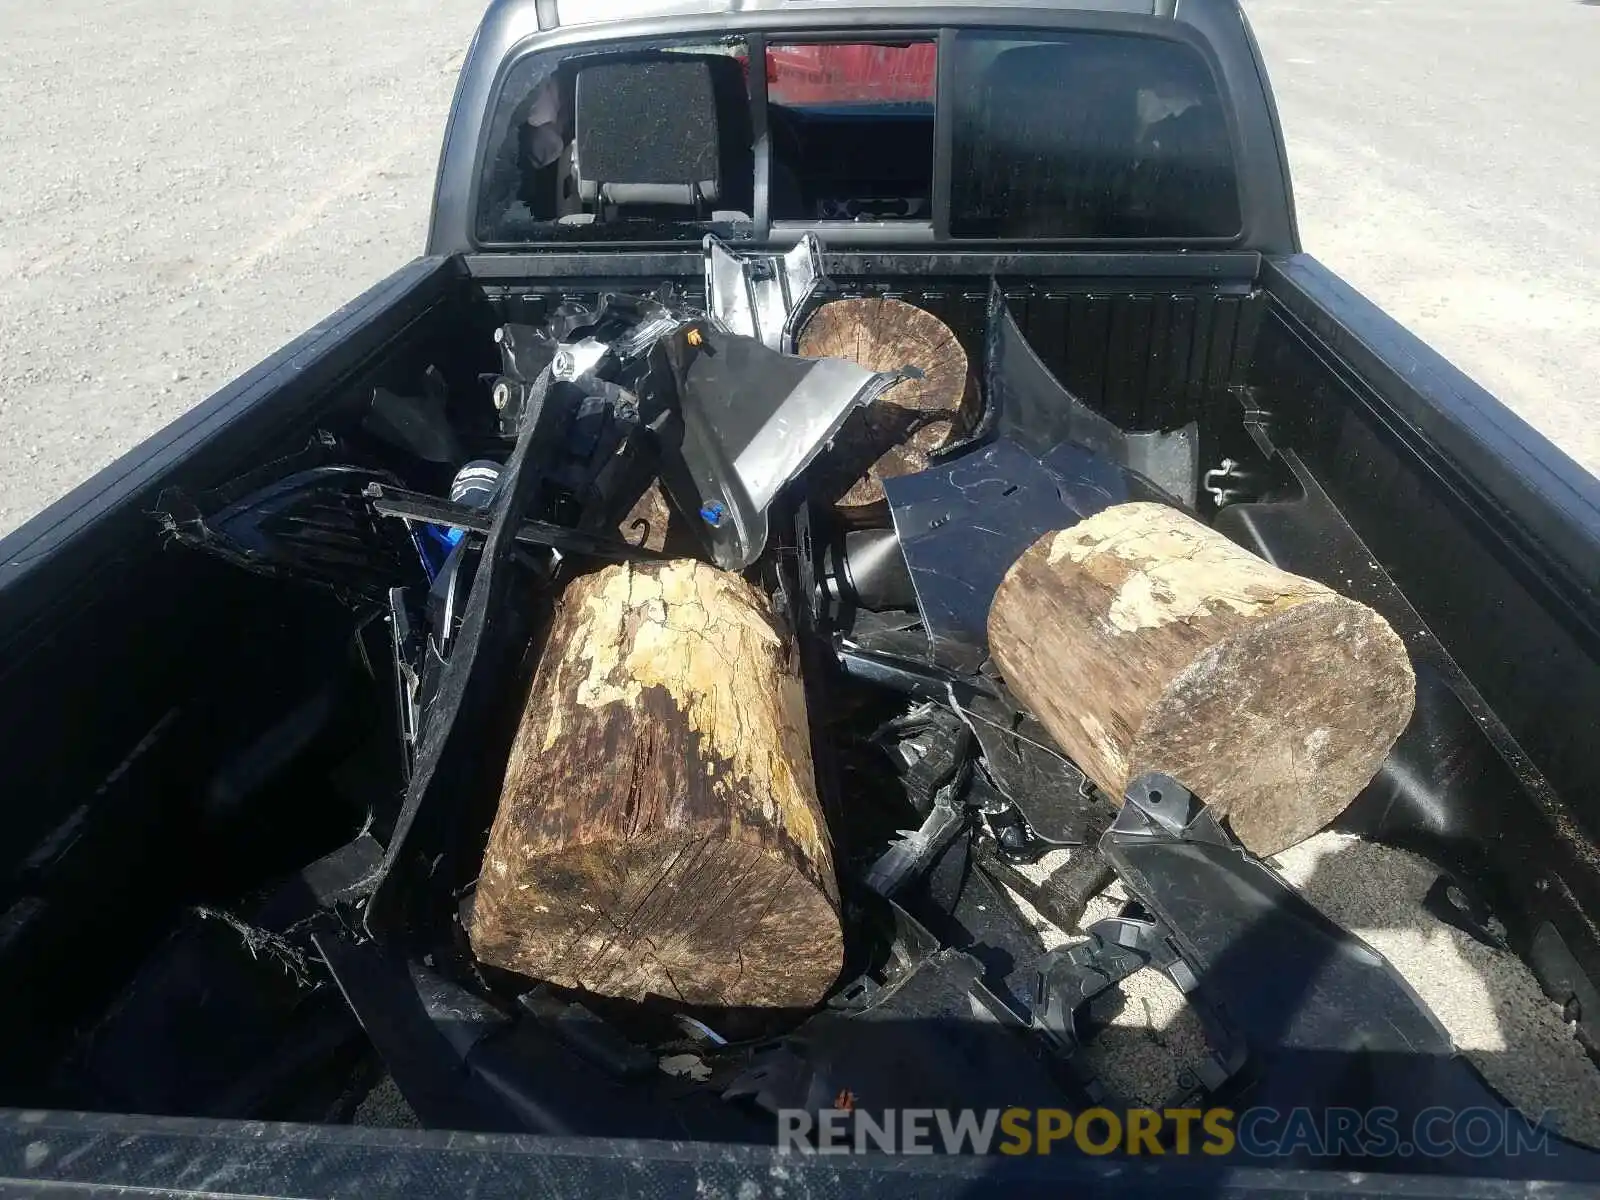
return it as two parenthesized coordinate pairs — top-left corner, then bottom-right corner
(1245, 0), (1600, 476)
(0, 0), (484, 538)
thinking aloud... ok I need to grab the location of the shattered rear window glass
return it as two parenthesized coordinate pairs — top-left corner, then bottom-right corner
(948, 31), (1241, 240)
(476, 40), (753, 245)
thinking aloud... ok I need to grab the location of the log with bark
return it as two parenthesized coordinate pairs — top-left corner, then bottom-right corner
(798, 297), (974, 510)
(470, 559), (843, 1010)
(988, 502), (1416, 855)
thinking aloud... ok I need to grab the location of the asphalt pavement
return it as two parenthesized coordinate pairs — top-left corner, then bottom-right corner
(0, 0), (1595, 539)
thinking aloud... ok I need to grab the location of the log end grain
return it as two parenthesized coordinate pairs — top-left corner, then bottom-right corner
(1135, 594), (1416, 855)
(471, 833), (843, 1009)
(798, 297), (974, 508)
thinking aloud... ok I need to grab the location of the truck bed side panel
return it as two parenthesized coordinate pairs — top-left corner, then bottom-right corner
(1258, 254), (1600, 829)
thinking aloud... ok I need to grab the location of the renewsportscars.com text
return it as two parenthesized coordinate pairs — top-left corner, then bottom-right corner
(777, 1105), (1556, 1158)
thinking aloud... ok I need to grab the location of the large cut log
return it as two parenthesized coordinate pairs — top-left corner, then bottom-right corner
(470, 559), (843, 1009)
(798, 297), (973, 510)
(988, 503), (1415, 855)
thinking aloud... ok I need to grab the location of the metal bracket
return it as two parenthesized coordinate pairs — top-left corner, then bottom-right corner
(365, 484), (662, 563)
(703, 232), (825, 351)
(664, 324), (908, 570)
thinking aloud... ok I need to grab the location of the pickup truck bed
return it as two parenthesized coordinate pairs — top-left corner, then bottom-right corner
(2, 247), (1599, 1193)
(4, 0), (1600, 1190)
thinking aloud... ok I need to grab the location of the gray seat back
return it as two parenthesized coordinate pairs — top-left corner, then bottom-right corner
(573, 57), (730, 214)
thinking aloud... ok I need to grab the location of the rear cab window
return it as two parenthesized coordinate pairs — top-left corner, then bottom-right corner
(948, 31), (1240, 239)
(476, 39), (753, 245)
(474, 27), (1241, 246)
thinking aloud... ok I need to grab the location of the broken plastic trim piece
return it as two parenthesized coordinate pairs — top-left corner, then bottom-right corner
(865, 791), (971, 898)
(951, 282), (1200, 507)
(884, 437), (1174, 670)
(1032, 771), (1600, 1179)
(664, 324), (908, 570)
(703, 232), (825, 351)
(977, 839), (1114, 933)
(883, 438), (1079, 670)
(317, 933), (770, 1141)
(723, 904), (1062, 1122)
(1056, 773), (1600, 1176)
(156, 466), (422, 604)
(1098, 772), (1453, 1063)
(365, 366), (463, 465)
(949, 689), (1111, 848)
(834, 642), (995, 703)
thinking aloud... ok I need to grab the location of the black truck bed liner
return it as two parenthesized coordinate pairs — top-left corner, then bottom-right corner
(2, 250), (1598, 1194)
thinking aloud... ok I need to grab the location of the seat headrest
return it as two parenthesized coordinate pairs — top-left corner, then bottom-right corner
(573, 56), (733, 209)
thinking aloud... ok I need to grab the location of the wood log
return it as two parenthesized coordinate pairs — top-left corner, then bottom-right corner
(470, 559), (843, 1010)
(798, 297), (973, 510)
(988, 503), (1416, 855)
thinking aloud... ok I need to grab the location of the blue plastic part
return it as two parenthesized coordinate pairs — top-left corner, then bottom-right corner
(699, 501), (726, 526)
(412, 524), (466, 581)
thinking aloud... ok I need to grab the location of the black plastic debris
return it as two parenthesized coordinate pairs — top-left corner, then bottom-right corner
(978, 282), (1200, 506)
(156, 466), (424, 604)
(656, 321), (910, 570)
(882, 436), (1175, 670)
(950, 688), (1109, 848)
(977, 839), (1114, 934)
(365, 366), (464, 466)
(726, 904), (1070, 1122)
(317, 934), (769, 1141)
(864, 704), (975, 896)
(883, 438), (1081, 670)
(489, 323), (557, 437)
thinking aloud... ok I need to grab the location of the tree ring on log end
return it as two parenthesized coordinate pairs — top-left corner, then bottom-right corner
(798, 297), (975, 509)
